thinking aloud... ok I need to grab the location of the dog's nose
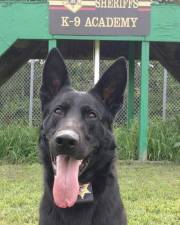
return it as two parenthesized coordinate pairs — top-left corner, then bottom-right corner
(55, 130), (79, 150)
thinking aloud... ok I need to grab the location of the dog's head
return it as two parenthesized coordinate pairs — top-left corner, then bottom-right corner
(40, 48), (127, 208)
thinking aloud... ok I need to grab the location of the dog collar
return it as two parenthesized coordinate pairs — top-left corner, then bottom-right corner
(76, 183), (94, 204)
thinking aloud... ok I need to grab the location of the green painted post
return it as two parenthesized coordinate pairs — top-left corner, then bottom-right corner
(48, 40), (57, 51)
(127, 42), (135, 127)
(139, 41), (150, 161)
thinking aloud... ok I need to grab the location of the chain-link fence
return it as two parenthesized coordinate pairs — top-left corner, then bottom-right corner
(0, 59), (179, 127)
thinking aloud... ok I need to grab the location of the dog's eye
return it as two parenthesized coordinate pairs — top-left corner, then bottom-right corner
(54, 106), (64, 115)
(88, 111), (97, 119)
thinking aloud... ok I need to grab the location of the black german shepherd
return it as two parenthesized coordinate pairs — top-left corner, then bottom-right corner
(39, 48), (127, 225)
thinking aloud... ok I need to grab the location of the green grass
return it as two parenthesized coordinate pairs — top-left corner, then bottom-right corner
(0, 162), (179, 225)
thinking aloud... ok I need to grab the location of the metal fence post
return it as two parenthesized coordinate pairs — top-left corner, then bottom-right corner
(94, 40), (100, 84)
(162, 68), (168, 121)
(29, 60), (35, 126)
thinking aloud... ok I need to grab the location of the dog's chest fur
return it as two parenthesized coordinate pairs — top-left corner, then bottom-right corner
(40, 170), (126, 225)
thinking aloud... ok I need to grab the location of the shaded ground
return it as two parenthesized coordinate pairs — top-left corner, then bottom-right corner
(0, 162), (179, 225)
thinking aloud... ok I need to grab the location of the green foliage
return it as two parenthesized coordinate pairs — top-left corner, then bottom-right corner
(114, 117), (180, 162)
(114, 120), (139, 160)
(148, 116), (180, 161)
(0, 123), (38, 163)
(0, 118), (179, 163)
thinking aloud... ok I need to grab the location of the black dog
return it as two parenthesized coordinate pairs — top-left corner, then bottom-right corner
(39, 48), (127, 225)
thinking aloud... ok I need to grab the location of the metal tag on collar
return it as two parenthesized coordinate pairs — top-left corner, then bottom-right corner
(76, 183), (94, 204)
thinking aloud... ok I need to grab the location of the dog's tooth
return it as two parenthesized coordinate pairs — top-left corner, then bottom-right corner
(53, 162), (56, 169)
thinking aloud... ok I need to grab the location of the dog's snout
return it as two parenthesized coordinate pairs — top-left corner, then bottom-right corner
(55, 130), (79, 150)
(55, 135), (77, 148)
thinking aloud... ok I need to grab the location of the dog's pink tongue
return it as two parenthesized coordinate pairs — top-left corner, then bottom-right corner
(53, 155), (81, 208)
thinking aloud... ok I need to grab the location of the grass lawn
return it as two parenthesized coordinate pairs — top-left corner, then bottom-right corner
(0, 162), (179, 225)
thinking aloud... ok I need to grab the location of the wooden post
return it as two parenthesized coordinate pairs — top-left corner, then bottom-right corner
(138, 41), (150, 161)
(127, 42), (135, 127)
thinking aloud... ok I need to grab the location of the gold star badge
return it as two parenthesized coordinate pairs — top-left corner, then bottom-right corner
(64, 0), (82, 13)
(79, 184), (91, 199)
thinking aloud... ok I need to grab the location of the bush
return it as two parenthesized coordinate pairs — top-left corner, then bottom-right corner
(0, 118), (179, 163)
(0, 123), (38, 163)
(148, 117), (180, 161)
(114, 116), (180, 162)
(114, 120), (138, 160)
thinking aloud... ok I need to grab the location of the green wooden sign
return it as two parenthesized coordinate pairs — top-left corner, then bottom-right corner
(49, 0), (152, 36)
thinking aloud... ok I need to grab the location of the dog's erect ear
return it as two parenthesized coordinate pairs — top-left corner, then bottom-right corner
(40, 48), (70, 108)
(90, 57), (127, 117)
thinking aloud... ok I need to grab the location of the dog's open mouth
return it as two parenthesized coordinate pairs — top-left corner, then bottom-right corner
(51, 155), (90, 208)
(51, 155), (89, 176)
